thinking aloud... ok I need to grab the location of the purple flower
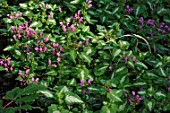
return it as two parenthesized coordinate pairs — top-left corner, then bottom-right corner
(40, 32), (43, 37)
(35, 47), (39, 53)
(48, 59), (51, 66)
(35, 78), (39, 83)
(165, 25), (169, 29)
(44, 37), (48, 43)
(10, 67), (13, 72)
(52, 48), (56, 55)
(26, 69), (30, 75)
(168, 76), (170, 79)
(5, 68), (9, 72)
(168, 87), (170, 92)
(43, 47), (47, 52)
(139, 17), (144, 25)
(18, 25), (22, 31)
(53, 43), (58, 48)
(129, 98), (134, 106)
(37, 40), (41, 44)
(31, 77), (35, 82)
(124, 56), (129, 62)
(60, 46), (63, 52)
(62, 25), (67, 33)
(132, 56), (136, 62)
(79, 41), (83, 45)
(124, 92), (128, 97)
(70, 24), (75, 32)
(135, 95), (142, 103)
(85, 38), (89, 46)
(87, 78), (93, 85)
(57, 57), (61, 62)
(11, 26), (16, 31)
(78, 17), (84, 24)
(56, 52), (60, 57)
(13, 35), (16, 40)
(168, 34), (170, 38)
(109, 65), (112, 70)
(78, 79), (84, 86)
(162, 30), (166, 34)
(82, 89), (86, 94)
(86, 0), (92, 8)
(107, 88), (112, 92)
(132, 91), (135, 96)
(18, 71), (23, 76)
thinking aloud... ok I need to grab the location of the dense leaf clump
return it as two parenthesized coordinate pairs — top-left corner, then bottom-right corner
(0, 0), (170, 113)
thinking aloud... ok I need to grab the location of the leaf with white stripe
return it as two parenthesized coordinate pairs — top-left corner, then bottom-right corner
(136, 61), (148, 69)
(107, 90), (122, 102)
(65, 92), (84, 105)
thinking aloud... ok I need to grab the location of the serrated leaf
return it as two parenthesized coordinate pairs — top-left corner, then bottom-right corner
(65, 92), (84, 105)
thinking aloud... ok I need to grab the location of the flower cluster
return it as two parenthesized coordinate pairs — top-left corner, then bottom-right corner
(11, 22), (36, 40)
(124, 56), (136, 62)
(18, 69), (39, 84)
(78, 78), (93, 94)
(59, 22), (75, 33)
(51, 42), (63, 62)
(39, 4), (48, 9)
(86, 0), (92, 8)
(0, 57), (13, 73)
(139, 17), (144, 30)
(124, 5), (133, 13)
(157, 22), (170, 36)
(146, 19), (155, 28)
(71, 10), (84, 24)
(7, 12), (22, 20)
(125, 91), (142, 106)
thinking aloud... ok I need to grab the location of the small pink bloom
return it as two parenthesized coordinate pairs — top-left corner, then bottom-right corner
(132, 91), (135, 96)
(70, 24), (75, 32)
(31, 77), (35, 82)
(109, 65), (112, 70)
(132, 56), (136, 62)
(10, 67), (13, 72)
(26, 69), (30, 75)
(40, 32), (43, 37)
(107, 88), (112, 92)
(87, 78), (93, 85)
(18, 71), (23, 76)
(48, 59), (51, 66)
(36, 40), (40, 44)
(13, 35), (16, 40)
(5, 68), (9, 72)
(60, 46), (63, 52)
(44, 37), (48, 43)
(35, 78), (39, 83)
(11, 26), (16, 30)
(59, 7), (62, 12)
(78, 17), (83, 24)
(57, 57), (61, 62)
(62, 25), (67, 33)
(82, 89), (86, 94)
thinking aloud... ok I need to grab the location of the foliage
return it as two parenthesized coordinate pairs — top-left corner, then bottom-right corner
(0, 0), (170, 113)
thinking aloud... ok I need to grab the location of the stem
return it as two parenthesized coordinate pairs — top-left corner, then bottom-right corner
(2, 98), (16, 109)
(117, 34), (151, 53)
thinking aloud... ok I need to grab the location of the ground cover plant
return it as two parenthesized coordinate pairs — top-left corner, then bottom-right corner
(0, 0), (170, 113)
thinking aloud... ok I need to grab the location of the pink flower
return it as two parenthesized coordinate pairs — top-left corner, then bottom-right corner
(35, 78), (39, 83)
(57, 57), (61, 62)
(78, 80), (84, 86)
(48, 59), (51, 66)
(70, 24), (75, 32)
(78, 17), (83, 24)
(132, 56), (136, 62)
(59, 7), (62, 12)
(107, 88), (112, 92)
(26, 69), (30, 75)
(31, 77), (35, 82)
(5, 68), (9, 72)
(82, 89), (86, 94)
(60, 46), (63, 52)
(62, 25), (67, 33)
(44, 37), (48, 43)
(132, 91), (135, 96)
(87, 78), (93, 85)
(85, 38), (89, 46)
(10, 67), (13, 72)
(40, 32), (43, 37)
(109, 65), (112, 70)
(11, 26), (16, 31)
(18, 71), (23, 76)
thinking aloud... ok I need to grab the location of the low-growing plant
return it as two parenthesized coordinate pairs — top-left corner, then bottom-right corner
(0, 0), (170, 113)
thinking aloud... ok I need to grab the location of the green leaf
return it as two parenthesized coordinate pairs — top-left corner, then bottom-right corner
(136, 62), (148, 69)
(0, 100), (3, 108)
(48, 104), (60, 113)
(107, 90), (122, 102)
(15, 94), (39, 104)
(127, 61), (134, 68)
(135, 6), (140, 17)
(84, 15), (91, 24)
(6, 87), (21, 100)
(94, 64), (109, 76)
(70, 50), (77, 63)
(155, 91), (166, 97)
(144, 99), (155, 112)
(19, 3), (27, 9)
(157, 67), (166, 77)
(38, 90), (54, 98)
(79, 53), (92, 64)
(15, 50), (21, 56)
(70, 0), (81, 4)
(101, 106), (111, 113)
(47, 19), (56, 25)
(3, 45), (14, 51)
(30, 21), (42, 27)
(112, 49), (121, 59)
(45, 70), (57, 76)
(115, 66), (128, 76)
(112, 7), (119, 15)
(24, 11), (33, 17)
(65, 92), (84, 105)
(0, 66), (5, 71)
